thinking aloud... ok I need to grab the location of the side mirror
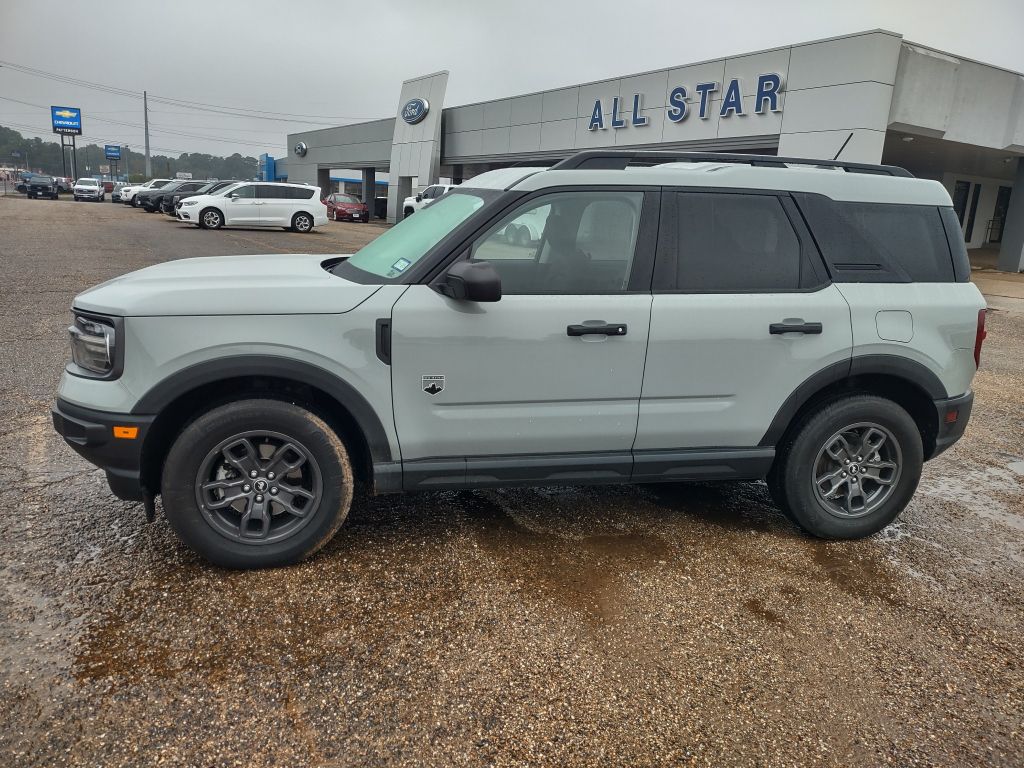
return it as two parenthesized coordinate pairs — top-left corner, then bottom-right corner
(229, 193), (240, 200)
(415, 194), (423, 202)
(438, 260), (501, 302)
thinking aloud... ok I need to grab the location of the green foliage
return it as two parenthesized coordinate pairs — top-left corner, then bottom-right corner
(0, 124), (260, 180)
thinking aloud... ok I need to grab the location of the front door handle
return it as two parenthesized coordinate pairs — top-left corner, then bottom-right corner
(769, 321), (823, 335)
(567, 323), (628, 337)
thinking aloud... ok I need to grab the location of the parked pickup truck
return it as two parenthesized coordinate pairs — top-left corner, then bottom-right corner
(26, 175), (59, 200)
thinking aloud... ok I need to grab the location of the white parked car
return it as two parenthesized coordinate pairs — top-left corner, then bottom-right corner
(177, 181), (327, 232)
(121, 178), (173, 206)
(72, 178), (105, 202)
(402, 183), (454, 217)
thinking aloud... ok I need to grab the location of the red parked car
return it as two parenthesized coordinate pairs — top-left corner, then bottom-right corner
(324, 192), (369, 222)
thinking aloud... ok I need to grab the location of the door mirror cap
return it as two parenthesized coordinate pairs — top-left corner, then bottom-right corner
(229, 193), (239, 199)
(438, 260), (501, 302)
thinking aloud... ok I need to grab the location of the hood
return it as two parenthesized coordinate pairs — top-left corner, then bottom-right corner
(74, 253), (378, 317)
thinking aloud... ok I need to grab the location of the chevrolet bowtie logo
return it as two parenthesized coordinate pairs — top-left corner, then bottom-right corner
(54, 109), (77, 118)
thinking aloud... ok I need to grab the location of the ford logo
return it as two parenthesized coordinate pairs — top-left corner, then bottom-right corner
(401, 98), (429, 125)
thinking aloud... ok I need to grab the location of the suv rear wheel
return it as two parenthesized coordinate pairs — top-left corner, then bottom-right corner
(290, 212), (314, 233)
(768, 395), (923, 539)
(162, 399), (354, 568)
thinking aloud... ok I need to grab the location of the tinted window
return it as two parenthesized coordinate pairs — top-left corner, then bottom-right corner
(796, 195), (955, 282)
(231, 185), (256, 199)
(470, 191), (643, 295)
(662, 193), (801, 291)
(257, 184), (285, 199)
(296, 187), (315, 200)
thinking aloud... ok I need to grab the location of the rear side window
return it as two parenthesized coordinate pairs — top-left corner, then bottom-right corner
(657, 192), (804, 291)
(794, 195), (957, 282)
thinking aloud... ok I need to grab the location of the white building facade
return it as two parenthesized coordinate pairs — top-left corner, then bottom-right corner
(279, 30), (1024, 271)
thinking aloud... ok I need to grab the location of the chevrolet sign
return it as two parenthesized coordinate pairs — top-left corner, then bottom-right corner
(51, 105), (82, 136)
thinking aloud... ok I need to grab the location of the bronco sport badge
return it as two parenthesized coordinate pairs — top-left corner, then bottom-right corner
(422, 375), (444, 395)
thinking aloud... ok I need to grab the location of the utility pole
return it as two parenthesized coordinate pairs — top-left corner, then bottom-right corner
(143, 90), (152, 178)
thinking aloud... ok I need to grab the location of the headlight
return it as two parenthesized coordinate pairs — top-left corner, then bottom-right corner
(68, 314), (116, 376)
(181, 200), (198, 206)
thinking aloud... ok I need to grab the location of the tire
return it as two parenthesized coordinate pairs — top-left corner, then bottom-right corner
(291, 211), (314, 233)
(199, 207), (223, 229)
(768, 395), (923, 539)
(162, 399), (354, 569)
(515, 226), (531, 247)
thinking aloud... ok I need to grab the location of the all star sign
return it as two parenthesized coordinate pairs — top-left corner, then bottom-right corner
(588, 73), (784, 130)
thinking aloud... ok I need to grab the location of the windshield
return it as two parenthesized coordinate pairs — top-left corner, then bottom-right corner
(215, 182), (243, 196)
(333, 194), (359, 204)
(30, 176), (51, 183)
(76, 178), (98, 186)
(341, 191), (487, 280)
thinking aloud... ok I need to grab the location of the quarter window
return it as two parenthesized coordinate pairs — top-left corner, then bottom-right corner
(795, 196), (956, 282)
(663, 193), (802, 291)
(469, 191), (643, 295)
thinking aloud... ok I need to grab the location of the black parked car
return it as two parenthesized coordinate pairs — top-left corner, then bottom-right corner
(26, 175), (59, 200)
(136, 180), (200, 213)
(162, 180), (237, 215)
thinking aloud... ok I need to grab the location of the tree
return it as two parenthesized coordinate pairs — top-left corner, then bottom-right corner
(0, 124), (261, 180)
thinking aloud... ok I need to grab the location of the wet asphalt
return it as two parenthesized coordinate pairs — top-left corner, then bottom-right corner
(0, 195), (1022, 767)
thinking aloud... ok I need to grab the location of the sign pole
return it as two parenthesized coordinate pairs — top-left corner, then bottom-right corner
(71, 136), (78, 180)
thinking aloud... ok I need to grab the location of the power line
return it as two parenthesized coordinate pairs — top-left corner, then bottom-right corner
(0, 59), (376, 124)
(0, 95), (279, 149)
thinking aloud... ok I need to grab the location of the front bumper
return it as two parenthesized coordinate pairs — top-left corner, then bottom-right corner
(928, 390), (974, 460)
(51, 399), (154, 500)
(74, 190), (102, 199)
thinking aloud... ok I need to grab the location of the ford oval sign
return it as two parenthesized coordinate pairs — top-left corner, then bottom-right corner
(401, 98), (429, 125)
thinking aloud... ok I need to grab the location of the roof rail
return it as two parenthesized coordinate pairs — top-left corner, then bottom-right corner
(549, 150), (914, 178)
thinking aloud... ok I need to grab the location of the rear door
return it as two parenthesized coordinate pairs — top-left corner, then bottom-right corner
(223, 183), (260, 225)
(634, 190), (852, 478)
(256, 184), (292, 226)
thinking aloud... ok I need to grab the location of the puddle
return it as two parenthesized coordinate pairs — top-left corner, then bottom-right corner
(462, 489), (671, 624)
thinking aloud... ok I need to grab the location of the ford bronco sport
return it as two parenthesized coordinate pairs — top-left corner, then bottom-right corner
(52, 151), (987, 568)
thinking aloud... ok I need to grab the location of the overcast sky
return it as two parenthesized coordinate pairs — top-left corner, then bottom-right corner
(1, 0), (1022, 158)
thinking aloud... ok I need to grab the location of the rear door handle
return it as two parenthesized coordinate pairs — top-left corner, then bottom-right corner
(567, 323), (628, 337)
(769, 321), (823, 335)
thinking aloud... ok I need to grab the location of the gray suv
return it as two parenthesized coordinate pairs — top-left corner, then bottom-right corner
(52, 151), (986, 568)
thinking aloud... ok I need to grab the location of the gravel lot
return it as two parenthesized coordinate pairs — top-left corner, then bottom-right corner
(1, 195), (1022, 767)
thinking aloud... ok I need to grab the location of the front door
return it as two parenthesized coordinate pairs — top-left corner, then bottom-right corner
(390, 189), (656, 486)
(634, 191), (853, 478)
(224, 183), (260, 226)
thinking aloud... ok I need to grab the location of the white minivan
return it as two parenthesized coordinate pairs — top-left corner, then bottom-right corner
(178, 182), (327, 232)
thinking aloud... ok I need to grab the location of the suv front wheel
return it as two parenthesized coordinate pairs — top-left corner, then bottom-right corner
(162, 399), (354, 568)
(768, 395), (923, 539)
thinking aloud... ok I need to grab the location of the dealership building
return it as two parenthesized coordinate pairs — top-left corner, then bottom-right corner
(272, 30), (1024, 272)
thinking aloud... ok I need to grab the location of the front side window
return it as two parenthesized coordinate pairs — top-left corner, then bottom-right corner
(230, 185), (256, 199)
(469, 191), (643, 295)
(341, 191), (487, 280)
(663, 192), (801, 292)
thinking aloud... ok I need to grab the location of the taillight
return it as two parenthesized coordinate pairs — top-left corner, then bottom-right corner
(974, 309), (987, 368)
